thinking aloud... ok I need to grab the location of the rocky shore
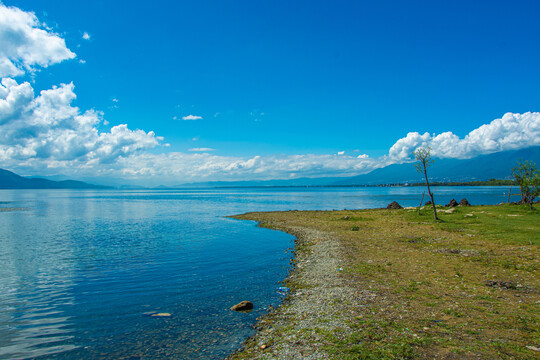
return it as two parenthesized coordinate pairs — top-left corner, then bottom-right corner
(229, 205), (539, 359)
(228, 219), (373, 359)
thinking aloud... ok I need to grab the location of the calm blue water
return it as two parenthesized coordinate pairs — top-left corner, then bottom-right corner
(0, 186), (509, 359)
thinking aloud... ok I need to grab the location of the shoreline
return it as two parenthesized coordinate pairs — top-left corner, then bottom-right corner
(228, 214), (360, 359)
(228, 205), (539, 359)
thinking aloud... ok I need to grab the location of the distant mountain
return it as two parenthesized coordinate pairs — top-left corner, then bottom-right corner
(176, 176), (347, 188)
(332, 146), (540, 186)
(0, 169), (111, 189)
(177, 147), (540, 188)
(3, 147), (539, 189)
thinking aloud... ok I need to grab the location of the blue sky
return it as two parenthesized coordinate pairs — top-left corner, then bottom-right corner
(1, 1), (539, 185)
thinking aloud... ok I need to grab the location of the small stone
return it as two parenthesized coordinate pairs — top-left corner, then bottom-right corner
(151, 312), (171, 317)
(261, 344), (267, 349)
(230, 301), (254, 312)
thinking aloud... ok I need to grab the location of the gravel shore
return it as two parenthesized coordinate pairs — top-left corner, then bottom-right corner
(230, 206), (540, 359)
(229, 222), (373, 359)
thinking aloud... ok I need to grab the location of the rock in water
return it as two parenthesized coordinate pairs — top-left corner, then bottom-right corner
(230, 301), (254, 312)
(387, 201), (402, 209)
(446, 199), (458, 207)
(424, 201), (432, 206)
(459, 198), (471, 206)
(151, 312), (171, 317)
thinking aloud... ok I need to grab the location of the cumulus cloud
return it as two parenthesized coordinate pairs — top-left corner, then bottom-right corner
(388, 112), (540, 161)
(2, 5), (539, 185)
(102, 152), (379, 184)
(188, 148), (215, 152)
(5, 104), (537, 184)
(0, 4), (76, 77)
(0, 4), (163, 179)
(182, 114), (202, 120)
(0, 79), (161, 168)
(0, 77), (34, 122)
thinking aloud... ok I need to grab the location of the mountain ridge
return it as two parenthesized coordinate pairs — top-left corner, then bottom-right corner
(178, 146), (540, 188)
(333, 146), (540, 186)
(1, 147), (539, 189)
(0, 169), (111, 189)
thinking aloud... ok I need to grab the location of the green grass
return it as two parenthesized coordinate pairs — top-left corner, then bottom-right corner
(231, 203), (540, 359)
(408, 204), (540, 245)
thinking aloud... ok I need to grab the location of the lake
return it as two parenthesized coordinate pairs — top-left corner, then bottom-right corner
(0, 186), (511, 359)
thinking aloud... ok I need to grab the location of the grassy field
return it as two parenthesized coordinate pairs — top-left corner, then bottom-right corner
(232, 203), (539, 359)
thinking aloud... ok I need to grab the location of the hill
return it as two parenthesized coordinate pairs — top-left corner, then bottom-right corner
(177, 176), (351, 188)
(332, 146), (540, 186)
(178, 147), (540, 188)
(0, 169), (111, 189)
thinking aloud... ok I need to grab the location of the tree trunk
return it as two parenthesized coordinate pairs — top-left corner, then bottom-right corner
(424, 162), (438, 220)
(417, 191), (425, 215)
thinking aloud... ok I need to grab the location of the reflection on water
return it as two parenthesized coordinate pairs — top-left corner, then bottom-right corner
(0, 187), (507, 359)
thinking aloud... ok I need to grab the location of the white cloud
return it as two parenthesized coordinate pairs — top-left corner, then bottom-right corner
(82, 32), (90, 40)
(4, 104), (537, 184)
(1, 7), (538, 185)
(101, 152), (378, 184)
(388, 112), (540, 161)
(182, 114), (202, 120)
(388, 131), (431, 161)
(0, 77), (34, 123)
(0, 5), (163, 179)
(79, 59), (86, 64)
(0, 4), (76, 77)
(0, 79), (161, 167)
(188, 147), (215, 152)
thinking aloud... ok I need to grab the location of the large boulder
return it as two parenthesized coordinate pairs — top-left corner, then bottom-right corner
(459, 198), (471, 206)
(446, 199), (458, 207)
(230, 301), (254, 312)
(387, 201), (402, 209)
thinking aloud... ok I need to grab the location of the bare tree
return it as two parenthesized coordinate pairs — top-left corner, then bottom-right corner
(414, 146), (438, 220)
(512, 160), (540, 210)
